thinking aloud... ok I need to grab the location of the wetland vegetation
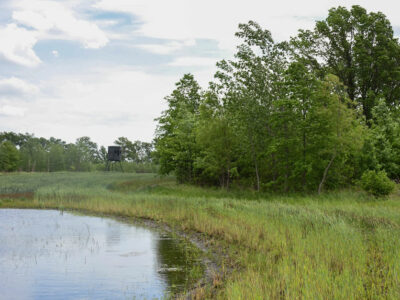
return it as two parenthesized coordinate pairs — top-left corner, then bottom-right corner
(1, 172), (400, 299)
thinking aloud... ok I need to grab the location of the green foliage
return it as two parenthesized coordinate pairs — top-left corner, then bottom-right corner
(292, 5), (400, 120)
(153, 5), (400, 193)
(195, 91), (239, 187)
(360, 170), (395, 197)
(2, 173), (400, 298)
(370, 100), (400, 179)
(114, 137), (153, 163)
(0, 141), (20, 171)
(155, 19), (366, 193)
(0, 131), (154, 173)
(154, 74), (201, 183)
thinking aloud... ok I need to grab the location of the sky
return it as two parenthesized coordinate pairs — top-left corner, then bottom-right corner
(1, 0), (400, 146)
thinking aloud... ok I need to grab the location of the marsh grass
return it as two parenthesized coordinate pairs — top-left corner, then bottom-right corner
(1, 172), (400, 299)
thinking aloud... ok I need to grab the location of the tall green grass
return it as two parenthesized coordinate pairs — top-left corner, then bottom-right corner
(1, 172), (400, 299)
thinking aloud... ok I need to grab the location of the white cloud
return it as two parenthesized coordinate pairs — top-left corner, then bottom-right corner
(136, 40), (196, 55)
(0, 0), (109, 67)
(0, 105), (26, 117)
(52, 50), (59, 57)
(12, 0), (109, 49)
(0, 64), (222, 145)
(0, 23), (41, 67)
(5, 67), (179, 145)
(168, 56), (218, 67)
(94, 0), (400, 52)
(0, 77), (39, 97)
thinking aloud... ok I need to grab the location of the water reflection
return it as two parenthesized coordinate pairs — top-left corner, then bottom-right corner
(156, 235), (199, 294)
(0, 209), (202, 299)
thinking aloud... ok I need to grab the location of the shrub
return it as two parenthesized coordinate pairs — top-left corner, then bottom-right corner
(360, 170), (395, 197)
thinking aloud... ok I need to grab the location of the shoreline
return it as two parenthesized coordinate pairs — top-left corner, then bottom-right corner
(2, 172), (400, 299)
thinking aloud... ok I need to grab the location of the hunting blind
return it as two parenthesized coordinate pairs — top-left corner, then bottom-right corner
(106, 146), (123, 171)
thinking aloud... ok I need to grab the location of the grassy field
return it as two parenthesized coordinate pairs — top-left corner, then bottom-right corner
(1, 172), (400, 299)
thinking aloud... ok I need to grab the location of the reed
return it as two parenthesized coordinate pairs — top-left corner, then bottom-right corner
(1, 172), (399, 299)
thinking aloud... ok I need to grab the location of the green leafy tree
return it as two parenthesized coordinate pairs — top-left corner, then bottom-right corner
(266, 64), (364, 192)
(0, 132), (28, 147)
(0, 141), (20, 171)
(48, 143), (65, 172)
(115, 137), (154, 163)
(135, 141), (153, 163)
(115, 137), (136, 162)
(215, 21), (285, 190)
(267, 62), (317, 191)
(291, 5), (400, 120)
(195, 91), (239, 188)
(98, 146), (108, 162)
(19, 135), (46, 172)
(73, 137), (99, 171)
(313, 75), (365, 193)
(154, 74), (202, 183)
(365, 100), (400, 179)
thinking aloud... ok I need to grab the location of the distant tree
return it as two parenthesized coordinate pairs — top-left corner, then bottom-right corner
(19, 135), (46, 172)
(98, 146), (108, 162)
(48, 143), (65, 172)
(134, 141), (153, 163)
(114, 137), (137, 162)
(0, 141), (20, 172)
(73, 137), (99, 171)
(0, 132), (27, 147)
(64, 144), (80, 171)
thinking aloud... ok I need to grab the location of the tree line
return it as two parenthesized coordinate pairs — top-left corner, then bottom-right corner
(0, 132), (154, 172)
(154, 6), (400, 193)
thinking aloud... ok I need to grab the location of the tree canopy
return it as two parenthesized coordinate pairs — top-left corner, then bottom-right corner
(0, 132), (153, 172)
(155, 5), (400, 192)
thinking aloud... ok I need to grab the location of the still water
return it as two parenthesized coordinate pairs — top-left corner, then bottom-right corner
(0, 209), (201, 299)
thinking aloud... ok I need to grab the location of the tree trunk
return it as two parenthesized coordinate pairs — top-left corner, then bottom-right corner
(249, 133), (260, 191)
(226, 168), (230, 190)
(283, 118), (289, 193)
(318, 153), (336, 194)
(284, 146), (289, 193)
(271, 153), (277, 181)
(251, 144), (260, 192)
(302, 131), (307, 189)
(255, 162), (260, 191)
(226, 160), (230, 190)
(220, 173), (224, 188)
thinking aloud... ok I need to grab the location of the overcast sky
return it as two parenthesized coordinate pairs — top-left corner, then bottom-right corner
(1, 0), (399, 146)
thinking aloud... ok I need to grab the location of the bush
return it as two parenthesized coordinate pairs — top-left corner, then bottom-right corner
(360, 170), (395, 197)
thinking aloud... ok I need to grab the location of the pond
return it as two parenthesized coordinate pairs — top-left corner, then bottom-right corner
(0, 209), (203, 299)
